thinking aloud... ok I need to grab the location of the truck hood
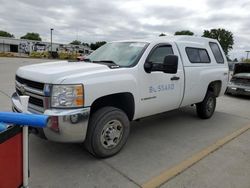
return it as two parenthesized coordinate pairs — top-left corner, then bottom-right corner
(16, 61), (109, 83)
(233, 73), (250, 79)
(233, 63), (250, 75)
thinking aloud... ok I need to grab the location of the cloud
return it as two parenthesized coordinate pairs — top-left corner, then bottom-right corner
(0, 0), (249, 59)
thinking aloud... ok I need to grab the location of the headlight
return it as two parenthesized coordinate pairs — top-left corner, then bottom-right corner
(51, 84), (84, 108)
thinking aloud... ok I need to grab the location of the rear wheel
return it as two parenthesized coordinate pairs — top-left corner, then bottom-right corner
(196, 91), (216, 119)
(84, 107), (130, 158)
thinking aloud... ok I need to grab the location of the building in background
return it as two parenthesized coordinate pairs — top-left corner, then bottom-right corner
(0, 36), (91, 57)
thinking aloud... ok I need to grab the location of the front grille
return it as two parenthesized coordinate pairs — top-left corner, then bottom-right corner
(16, 75), (44, 90)
(16, 88), (22, 96)
(16, 75), (47, 112)
(29, 96), (44, 107)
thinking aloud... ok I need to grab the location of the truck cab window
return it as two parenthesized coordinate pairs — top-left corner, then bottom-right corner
(147, 45), (174, 64)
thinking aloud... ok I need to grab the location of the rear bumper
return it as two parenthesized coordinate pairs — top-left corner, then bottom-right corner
(226, 84), (250, 96)
(12, 92), (90, 143)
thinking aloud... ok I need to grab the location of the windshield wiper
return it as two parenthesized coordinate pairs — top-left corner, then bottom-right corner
(83, 58), (91, 62)
(93, 60), (116, 64)
(92, 60), (120, 68)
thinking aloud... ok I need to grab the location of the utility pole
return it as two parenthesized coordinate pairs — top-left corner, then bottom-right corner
(246, 50), (250, 60)
(50, 28), (54, 58)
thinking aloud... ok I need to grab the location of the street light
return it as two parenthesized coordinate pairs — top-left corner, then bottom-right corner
(50, 28), (54, 58)
(246, 50), (250, 60)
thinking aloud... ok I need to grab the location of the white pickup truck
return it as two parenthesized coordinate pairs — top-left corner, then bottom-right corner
(12, 36), (228, 157)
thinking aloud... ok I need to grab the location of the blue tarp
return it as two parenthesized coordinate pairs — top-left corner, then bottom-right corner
(0, 122), (7, 132)
(0, 112), (49, 128)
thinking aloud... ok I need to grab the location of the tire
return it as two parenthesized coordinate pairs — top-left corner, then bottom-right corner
(84, 107), (130, 158)
(196, 91), (216, 119)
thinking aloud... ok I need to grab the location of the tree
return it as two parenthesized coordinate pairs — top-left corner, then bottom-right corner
(202, 28), (234, 56)
(0, 30), (14, 38)
(82, 42), (89, 47)
(159, 33), (166, 37)
(244, 59), (250, 63)
(20, 32), (42, 41)
(174, 30), (194, 36)
(90, 41), (106, 50)
(70, 40), (81, 45)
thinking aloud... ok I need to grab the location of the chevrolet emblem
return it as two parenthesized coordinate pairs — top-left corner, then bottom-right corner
(20, 84), (26, 95)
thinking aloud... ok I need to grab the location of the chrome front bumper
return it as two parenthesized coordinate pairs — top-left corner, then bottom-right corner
(226, 83), (250, 96)
(12, 92), (90, 143)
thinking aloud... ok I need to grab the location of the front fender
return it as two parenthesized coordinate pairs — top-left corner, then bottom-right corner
(84, 73), (137, 106)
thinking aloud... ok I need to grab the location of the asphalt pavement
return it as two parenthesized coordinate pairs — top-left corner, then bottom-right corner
(0, 57), (249, 188)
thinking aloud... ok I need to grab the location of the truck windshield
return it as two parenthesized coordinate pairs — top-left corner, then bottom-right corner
(87, 42), (148, 67)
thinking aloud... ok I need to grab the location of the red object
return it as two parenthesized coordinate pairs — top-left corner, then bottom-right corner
(0, 127), (23, 188)
(49, 116), (59, 132)
(77, 55), (85, 61)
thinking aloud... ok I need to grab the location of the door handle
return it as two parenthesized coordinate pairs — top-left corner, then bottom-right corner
(171, 76), (180, 81)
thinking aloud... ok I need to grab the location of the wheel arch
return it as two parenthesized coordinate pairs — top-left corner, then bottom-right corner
(90, 92), (135, 121)
(207, 80), (222, 97)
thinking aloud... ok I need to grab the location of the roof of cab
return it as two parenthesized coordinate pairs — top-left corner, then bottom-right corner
(114, 36), (218, 45)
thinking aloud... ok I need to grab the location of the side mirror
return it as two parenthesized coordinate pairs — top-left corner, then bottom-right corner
(163, 55), (178, 74)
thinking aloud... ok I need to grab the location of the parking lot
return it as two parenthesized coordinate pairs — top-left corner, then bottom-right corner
(0, 57), (250, 188)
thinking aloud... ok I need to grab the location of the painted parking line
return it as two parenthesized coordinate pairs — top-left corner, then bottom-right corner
(142, 124), (250, 188)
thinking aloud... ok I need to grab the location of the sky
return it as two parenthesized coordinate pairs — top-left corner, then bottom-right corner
(0, 0), (249, 59)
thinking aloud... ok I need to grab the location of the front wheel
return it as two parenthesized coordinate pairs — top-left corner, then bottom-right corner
(84, 107), (130, 158)
(196, 91), (216, 119)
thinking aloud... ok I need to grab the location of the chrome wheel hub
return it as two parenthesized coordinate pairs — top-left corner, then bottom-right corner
(206, 98), (214, 113)
(101, 120), (123, 149)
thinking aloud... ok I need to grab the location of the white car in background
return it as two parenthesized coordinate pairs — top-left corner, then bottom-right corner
(226, 63), (250, 96)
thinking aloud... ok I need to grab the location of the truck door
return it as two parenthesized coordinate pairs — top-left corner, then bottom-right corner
(137, 42), (184, 118)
